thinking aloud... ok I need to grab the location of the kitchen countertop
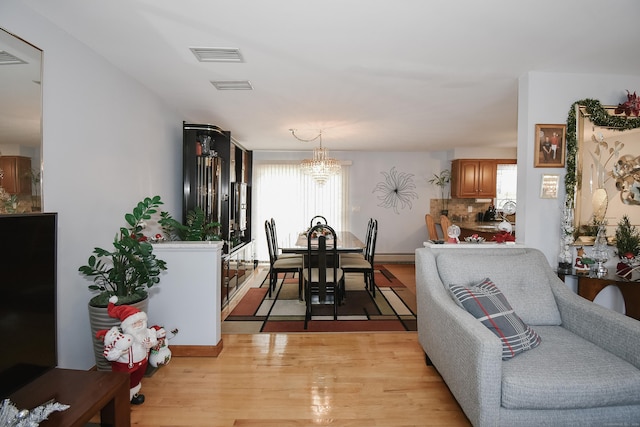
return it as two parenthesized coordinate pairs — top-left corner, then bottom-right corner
(455, 221), (515, 232)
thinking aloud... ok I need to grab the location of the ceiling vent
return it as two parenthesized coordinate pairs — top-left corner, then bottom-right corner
(0, 51), (26, 65)
(211, 80), (253, 90)
(190, 47), (243, 62)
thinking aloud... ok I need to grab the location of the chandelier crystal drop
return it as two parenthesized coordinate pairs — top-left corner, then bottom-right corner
(291, 129), (341, 185)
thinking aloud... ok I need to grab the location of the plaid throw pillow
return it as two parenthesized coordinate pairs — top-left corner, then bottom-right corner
(448, 278), (541, 360)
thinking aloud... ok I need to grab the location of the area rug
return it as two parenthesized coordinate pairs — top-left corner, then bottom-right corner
(222, 265), (417, 333)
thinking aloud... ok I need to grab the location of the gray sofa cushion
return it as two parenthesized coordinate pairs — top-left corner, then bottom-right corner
(502, 326), (640, 410)
(449, 278), (541, 360)
(436, 251), (561, 325)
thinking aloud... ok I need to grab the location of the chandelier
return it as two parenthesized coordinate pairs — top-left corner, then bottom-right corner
(290, 129), (341, 185)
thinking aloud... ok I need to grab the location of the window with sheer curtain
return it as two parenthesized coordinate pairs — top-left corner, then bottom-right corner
(254, 162), (350, 261)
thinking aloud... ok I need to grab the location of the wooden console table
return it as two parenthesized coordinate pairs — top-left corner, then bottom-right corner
(9, 368), (130, 427)
(574, 274), (640, 321)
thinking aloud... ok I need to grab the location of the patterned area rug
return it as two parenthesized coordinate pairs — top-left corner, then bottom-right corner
(222, 265), (417, 333)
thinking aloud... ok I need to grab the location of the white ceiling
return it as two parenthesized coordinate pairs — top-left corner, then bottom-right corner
(15, 0), (640, 152)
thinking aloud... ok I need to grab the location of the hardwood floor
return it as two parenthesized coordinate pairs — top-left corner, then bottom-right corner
(128, 264), (471, 426)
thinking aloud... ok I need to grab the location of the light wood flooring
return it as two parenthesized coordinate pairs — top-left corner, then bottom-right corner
(127, 264), (471, 426)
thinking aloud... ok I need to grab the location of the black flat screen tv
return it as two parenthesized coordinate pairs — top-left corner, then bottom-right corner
(0, 212), (57, 397)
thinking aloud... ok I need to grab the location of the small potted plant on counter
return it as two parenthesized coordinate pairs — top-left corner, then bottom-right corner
(158, 206), (221, 242)
(615, 214), (640, 279)
(428, 169), (451, 216)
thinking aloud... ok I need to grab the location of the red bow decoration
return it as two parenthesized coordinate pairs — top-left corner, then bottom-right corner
(615, 90), (640, 117)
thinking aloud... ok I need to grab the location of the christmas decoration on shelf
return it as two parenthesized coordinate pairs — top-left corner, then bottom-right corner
(615, 90), (640, 117)
(558, 202), (575, 274)
(614, 214), (640, 279)
(590, 222), (609, 278)
(574, 246), (593, 275)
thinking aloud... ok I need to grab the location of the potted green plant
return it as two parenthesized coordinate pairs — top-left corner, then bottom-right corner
(428, 169), (451, 216)
(615, 215), (640, 278)
(159, 206), (222, 241)
(79, 195), (168, 370)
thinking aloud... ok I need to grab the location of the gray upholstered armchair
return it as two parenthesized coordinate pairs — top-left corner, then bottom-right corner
(415, 245), (640, 427)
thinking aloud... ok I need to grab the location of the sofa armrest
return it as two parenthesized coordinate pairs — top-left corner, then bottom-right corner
(416, 248), (502, 427)
(549, 270), (640, 369)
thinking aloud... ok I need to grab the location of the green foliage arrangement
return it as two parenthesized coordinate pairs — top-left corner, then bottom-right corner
(428, 169), (451, 212)
(79, 195), (168, 307)
(615, 215), (640, 258)
(159, 206), (222, 242)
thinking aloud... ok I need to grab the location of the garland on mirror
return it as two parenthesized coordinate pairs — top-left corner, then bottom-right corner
(564, 95), (640, 208)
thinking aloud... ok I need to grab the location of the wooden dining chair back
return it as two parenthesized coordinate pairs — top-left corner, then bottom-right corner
(341, 219), (378, 296)
(303, 224), (344, 329)
(440, 215), (452, 241)
(425, 214), (439, 240)
(310, 215), (328, 227)
(265, 220), (303, 299)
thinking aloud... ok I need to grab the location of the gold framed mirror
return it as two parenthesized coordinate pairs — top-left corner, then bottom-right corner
(0, 27), (42, 214)
(571, 102), (640, 239)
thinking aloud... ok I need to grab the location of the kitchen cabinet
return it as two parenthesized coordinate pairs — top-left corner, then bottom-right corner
(451, 159), (496, 198)
(0, 156), (31, 195)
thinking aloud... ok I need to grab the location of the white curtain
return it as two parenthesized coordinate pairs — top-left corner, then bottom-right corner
(254, 162), (350, 261)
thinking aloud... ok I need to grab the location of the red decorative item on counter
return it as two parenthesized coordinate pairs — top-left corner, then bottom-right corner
(492, 231), (515, 243)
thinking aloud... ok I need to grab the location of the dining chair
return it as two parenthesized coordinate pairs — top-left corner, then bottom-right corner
(265, 220), (303, 299)
(341, 218), (373, 260)
(341, 219), (378, 297)
(440, 215), (452, 241)
(425, 214), (439, 240)
(303, 224), (344, 329)
(270, 218), (303, 261)
(309, 215), (328, 227)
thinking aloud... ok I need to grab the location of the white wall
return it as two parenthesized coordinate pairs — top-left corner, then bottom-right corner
(1, 2), (183, 369)
(518, 72), (640, 265)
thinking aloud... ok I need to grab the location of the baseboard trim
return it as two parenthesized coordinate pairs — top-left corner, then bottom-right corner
(374, 253), (415, 263)
(171, 340), (224, 357)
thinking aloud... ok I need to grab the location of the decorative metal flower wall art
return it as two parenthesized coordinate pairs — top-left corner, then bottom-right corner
(372, 167), (418, 214)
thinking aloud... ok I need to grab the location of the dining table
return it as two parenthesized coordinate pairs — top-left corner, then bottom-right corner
(281, 231), (366, 254)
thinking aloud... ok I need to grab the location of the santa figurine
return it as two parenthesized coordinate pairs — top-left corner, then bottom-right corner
(96, 296), (165, 404)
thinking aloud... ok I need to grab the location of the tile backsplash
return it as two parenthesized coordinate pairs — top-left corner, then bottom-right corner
(429, 199), (491, 223)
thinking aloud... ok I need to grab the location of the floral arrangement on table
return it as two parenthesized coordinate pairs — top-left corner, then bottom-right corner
(303, 226), (334, 239)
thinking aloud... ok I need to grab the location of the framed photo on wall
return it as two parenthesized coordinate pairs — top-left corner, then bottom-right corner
(534, 124), (566, 168)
